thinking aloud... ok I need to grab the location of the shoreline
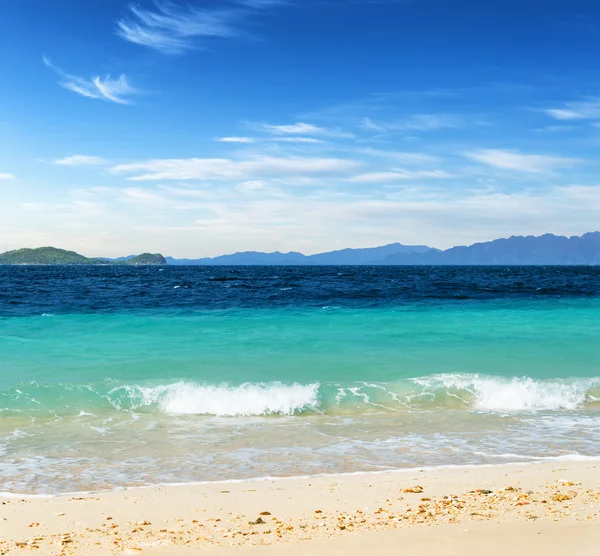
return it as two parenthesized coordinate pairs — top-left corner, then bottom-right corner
(2, 453), (600, 500)
(2, 461), (600, 554)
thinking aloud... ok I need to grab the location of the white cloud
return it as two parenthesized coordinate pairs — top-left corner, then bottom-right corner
(6, 177), (600, 257)
(359, 148), (441, 165)
(111, 155), (361, 181)
(366, 114), (461, 132)
(465, 149), (582, 173)
(272, 137), (325, 144)
(43, 56), (138, 104)
(0, 173), (15, 180)
(53, 155), (108, 166)
(546, 109), (587, 121)
(237, 180), (269, 192)
(399, 114), (463, 131)
(215, 137), (256, 143)
(121, 187), (168, 204)
(350, 170), (454, 183)
(545, 98), (600, 121)
(117, 0), (285, 54)
(262, 122), (323, 134)
(112, 183), (600, 254)
(362, 117), (386, 132)
(215, 136), (325, 144)
(260, 122), (354, 138)
(532, 125), (577, 133)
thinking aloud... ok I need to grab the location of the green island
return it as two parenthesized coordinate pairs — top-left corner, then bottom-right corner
(0, 247), (167, 266)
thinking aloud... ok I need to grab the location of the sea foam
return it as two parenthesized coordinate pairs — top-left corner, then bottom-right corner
(411, 374), (600, 411)
(109, 382), (320, 416)
(5, 374), (599, 418)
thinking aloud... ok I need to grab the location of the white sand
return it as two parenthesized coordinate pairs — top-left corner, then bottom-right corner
(2, 461), (600, 555)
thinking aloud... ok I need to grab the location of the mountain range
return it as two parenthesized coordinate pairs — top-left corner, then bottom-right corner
(167, 233), (600, 266)
(2, 233), (600, 266)
(167, 243), (434, 266)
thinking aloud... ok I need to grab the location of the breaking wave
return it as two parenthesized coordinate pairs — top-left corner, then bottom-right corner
(108, 382), (320, 416)
(1, 375), (600, 417)
(411, 374), (600, 411)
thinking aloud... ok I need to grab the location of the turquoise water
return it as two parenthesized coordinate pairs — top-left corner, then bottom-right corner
(4, 300), (600, 388)
(1, 298), (600, 493)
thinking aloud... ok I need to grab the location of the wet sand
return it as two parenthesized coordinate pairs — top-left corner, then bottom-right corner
(1, 461), (600, 555)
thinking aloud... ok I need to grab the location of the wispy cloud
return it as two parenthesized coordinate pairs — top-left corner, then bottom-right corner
(43, 56), (138, 104)
(260, 122), (354, 138)
(545, 98), (600, 121)
(465, 149), (582, 173)
(215, 137), (257, 143)
(0, 173), (15, 180)
(350, 169), (454, 183)
(400, 114), (462, 131)
(262, 122), (324, 134)
(215, 135), (325, 144)
(362, 117), (386, 132)
(532, 125), (577, 134)
(111, 155), (360, 181)
(359, 148), (441, 165)
(117, 0), (285, 54)
(364, 114), (462, 132)
(273, 137), (325, 144)
(53, 155), (109, 166)
(237, 180), (269, 192)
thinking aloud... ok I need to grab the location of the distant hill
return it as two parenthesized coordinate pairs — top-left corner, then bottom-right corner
(166, 243), (434, 266)
(0, 247), (166, 266)
(125, 253), (167, 266)
(306, 243), (435, 265)
(98, 255), (136, 262)
(382, 233), (600, 265)
(167, 251), (307, 266)
(0, 247), (107, 265)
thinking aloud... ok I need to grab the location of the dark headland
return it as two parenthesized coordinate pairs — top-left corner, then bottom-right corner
(0, 247), (167, 266)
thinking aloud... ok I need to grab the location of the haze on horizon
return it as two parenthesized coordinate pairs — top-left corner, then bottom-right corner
(2, 0), (600, 258)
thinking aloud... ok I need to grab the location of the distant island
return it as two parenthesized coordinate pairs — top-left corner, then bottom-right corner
(1, 233), (600, 266)
(0, 247), (166, 266)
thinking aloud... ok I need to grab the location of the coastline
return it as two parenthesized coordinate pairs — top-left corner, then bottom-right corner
(2, 461), (600, 554)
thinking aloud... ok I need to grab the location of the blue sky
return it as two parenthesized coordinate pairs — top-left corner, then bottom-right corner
(2, 0), (600, 257)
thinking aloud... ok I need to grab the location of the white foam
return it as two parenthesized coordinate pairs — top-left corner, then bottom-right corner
(4, 453), (600, 499)
(109, 382), (320, 416)
(105, 374), (600, 416)
(413, 373), (600, 411)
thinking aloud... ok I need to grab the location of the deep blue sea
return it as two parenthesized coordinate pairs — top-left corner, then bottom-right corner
(1, 266), (599, 494)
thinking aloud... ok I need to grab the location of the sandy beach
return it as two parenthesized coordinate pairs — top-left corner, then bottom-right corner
(1, 460), (600, 555)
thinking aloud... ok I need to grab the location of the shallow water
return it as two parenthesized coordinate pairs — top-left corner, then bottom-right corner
(1, 266), (599, 494)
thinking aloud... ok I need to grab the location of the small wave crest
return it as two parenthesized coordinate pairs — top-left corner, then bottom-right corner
(108, 382), (320, 416)
(410, 374), (600, 411)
